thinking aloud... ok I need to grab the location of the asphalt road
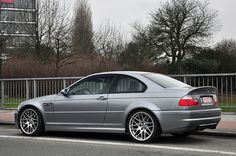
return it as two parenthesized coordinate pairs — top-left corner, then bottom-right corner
(0, 125), (236, 156)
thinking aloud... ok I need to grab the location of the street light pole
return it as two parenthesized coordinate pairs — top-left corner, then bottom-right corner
(55, 37), (60, 77)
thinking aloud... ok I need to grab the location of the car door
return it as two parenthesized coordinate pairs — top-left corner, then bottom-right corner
(53, 74), (116, 127)
(104, 75), (147, 128)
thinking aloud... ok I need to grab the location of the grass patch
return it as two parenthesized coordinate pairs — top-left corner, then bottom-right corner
(4, 98), (25, 104)
(219, 106), (236, 112)
(1, 98), (25, 109)
(219, 101), (236, 112)
(1, 103), (19, 109)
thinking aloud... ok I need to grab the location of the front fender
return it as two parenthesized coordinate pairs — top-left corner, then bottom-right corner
(18, 101), (46, 124)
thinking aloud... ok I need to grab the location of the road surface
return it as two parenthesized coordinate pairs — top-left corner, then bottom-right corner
(0, 125), (236, 156)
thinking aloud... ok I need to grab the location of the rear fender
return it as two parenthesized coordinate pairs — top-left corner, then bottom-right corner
(123, 102), (160, 127)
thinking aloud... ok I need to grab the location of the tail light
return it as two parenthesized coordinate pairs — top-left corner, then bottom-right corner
(178, 95), (199, 106)
(213, 95), (218, 107)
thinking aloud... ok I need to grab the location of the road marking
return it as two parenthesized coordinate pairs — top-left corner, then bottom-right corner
(0, 135), (236, 155)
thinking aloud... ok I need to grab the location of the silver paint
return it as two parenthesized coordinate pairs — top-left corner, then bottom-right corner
(16, 71), (221, 135)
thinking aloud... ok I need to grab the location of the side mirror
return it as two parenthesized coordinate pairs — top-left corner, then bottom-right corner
(60, 88), (69, 96)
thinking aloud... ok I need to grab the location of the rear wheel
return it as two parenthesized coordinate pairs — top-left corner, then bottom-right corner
(19, 107), (44, 136)
(127, 110), (161, 143)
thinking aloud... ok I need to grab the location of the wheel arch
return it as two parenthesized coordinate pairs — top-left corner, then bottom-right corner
(18, 104), (45, 125)
(124, 103), (162, 133)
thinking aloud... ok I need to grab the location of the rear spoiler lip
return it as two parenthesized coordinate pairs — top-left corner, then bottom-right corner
(188, 86), (217, 95)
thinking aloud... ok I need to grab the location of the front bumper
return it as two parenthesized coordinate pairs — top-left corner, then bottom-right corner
(154, 108), (221, 133)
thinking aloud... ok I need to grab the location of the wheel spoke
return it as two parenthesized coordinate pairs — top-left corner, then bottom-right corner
(133, 116), (142, 123)
(143, 130), (147, 139)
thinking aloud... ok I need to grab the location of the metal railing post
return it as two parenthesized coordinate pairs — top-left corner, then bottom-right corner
(63, 79), (66, 89)
(33, 80), (37, 98)
(183, 76), (187, 84)
(26, 80), (29, 99)
(1, 80), (4, 108)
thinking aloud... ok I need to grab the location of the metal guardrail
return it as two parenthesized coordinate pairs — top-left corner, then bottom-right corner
(0, 77), (82, 108)
(171, 73), (236, 108)
(0, 73), (236, 108)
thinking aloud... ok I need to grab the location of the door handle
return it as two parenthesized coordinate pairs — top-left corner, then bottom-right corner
(96, 96), (108, 101)
(43, 103), (53, 107)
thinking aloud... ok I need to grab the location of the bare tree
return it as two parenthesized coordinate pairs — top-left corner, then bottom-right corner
(37, 0), (75, 75)
(33, 0), (60, 58)
(134, 0), (219, 73)
(127, 22), (160, 65)
(95, 21), (126, 60)
(53, 30), (75, 76)
(0, 3), (16, 78)
(0, 35), (7, 78)
(215, 39), (236, 55)
(72, 0), (94, 55)
(94, 21), (126, 70)
(23, 0), (75, 76)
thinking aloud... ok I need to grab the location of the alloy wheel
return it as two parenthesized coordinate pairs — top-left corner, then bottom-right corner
(20, 109), (39, 135)
(129, 111), (155, 142)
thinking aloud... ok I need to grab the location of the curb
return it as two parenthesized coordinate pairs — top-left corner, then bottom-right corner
(222, 112), (236, 115)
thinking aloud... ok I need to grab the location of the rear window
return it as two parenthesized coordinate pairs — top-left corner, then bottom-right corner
(143, 73), (190, 88)
(110, 75), (147, 93)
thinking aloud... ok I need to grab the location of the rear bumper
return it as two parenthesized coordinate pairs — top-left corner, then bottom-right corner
(153, 108), (221, 133)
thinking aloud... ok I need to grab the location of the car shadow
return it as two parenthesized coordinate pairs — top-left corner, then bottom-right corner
(158, 135), (209, 145)
(32, 131), (209, 145)
(44, 131), (130, 142)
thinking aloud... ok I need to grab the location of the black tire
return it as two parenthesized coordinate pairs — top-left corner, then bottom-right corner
(127, 109), (161, 143)
(171, 132), (191, 137)
(19, 107), (45, 136)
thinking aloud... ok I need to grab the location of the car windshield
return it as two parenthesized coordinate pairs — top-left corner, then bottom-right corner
(143, 73), (190, 88)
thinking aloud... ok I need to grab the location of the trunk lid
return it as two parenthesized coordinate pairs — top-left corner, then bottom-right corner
(182, 86), (218, 110)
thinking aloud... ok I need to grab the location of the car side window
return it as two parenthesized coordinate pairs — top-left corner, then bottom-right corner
(68, 75), (115, 95)
(110, 75), (147, 93)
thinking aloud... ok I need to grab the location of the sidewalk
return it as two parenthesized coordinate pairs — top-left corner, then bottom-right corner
(0, 109), (236, 136)
(0, 109), (15, 124)
(197, 113), (236, 137)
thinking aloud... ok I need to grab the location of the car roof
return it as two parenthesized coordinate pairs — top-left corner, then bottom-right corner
(89, 71), (154, 76)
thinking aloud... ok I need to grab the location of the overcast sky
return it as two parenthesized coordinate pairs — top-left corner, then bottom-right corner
(64, 0), (236, 44)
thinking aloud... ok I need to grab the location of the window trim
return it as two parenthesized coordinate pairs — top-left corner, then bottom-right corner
(68, 74), (117, 95)
(142, 73), (190, 88)
(108, 74), (147, 94)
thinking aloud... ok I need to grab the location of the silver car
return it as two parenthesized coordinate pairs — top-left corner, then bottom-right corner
(15, 71), (221, 143)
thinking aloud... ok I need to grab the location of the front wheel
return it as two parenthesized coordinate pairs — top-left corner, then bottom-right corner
(19, 107), (44, 136)
(127, 110), (161, 143)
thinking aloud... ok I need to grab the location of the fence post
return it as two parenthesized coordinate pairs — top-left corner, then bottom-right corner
(63, 79), (66, 89)
(1, 80), (4, 108)
(33, 80), (37, 98)
(26, 80), (29, 99)
(183, 76), (187, 84)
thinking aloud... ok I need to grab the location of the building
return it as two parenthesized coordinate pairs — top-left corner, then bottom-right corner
(0, 0), (37, 48)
